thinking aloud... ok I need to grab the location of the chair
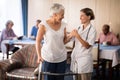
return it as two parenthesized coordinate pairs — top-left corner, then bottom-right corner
(0, 40), (19, 59)
(0, 44), (38, 80)
(112, 50), (120, 78)
(116, 33), (119, 41)
(92, 41), (100, 77)
(92, 41), (106, 79)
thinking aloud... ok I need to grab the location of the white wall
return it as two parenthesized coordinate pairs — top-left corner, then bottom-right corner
(28, 0), (120, 38)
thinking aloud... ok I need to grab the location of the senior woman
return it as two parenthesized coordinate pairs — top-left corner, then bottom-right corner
(36, 3), (70, 80)
(70, 8), (97, 80)
(0, 20), (19, 58)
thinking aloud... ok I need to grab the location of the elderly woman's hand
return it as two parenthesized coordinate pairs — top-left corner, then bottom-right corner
(37, 56), (44, 64)
(67, 33), (73, 39)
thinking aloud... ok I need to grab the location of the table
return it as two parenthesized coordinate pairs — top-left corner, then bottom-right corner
(99, 45), (120, 67)
(2, 38), (36, 59)
(98, 45), (120, 80)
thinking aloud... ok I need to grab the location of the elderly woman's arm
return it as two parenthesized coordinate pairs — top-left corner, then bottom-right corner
(64, 28), (72, 44)
(2, 29), (17, 40)
(36, 24), (45, 63)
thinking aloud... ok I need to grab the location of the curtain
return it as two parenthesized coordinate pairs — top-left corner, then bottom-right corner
(21, 0), (28, 36)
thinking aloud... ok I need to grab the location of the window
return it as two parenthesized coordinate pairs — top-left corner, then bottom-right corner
(0, 0), (23, 36)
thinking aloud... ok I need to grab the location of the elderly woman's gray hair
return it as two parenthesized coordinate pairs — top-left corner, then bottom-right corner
(6, 20), (14, 27)
(49, 3), (65, 16)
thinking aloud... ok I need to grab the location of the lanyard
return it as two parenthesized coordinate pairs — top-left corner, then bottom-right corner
(78, 25), (92, 40)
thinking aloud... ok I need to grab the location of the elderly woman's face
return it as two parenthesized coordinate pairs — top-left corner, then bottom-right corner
(55, 10), (64, 22)
(8, 23), (13, 29)
(80, 11), (90, 24)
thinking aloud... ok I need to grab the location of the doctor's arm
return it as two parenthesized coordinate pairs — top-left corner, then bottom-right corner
(70, 29), (91, 49)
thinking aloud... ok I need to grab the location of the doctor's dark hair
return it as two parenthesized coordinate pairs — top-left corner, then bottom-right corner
(80, 8), (95, 20)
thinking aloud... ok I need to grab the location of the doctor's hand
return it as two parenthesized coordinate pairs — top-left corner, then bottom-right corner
(70, 29), (79, 38)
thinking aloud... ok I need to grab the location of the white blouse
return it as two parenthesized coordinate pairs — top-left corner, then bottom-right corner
(41, 21), (67, 63)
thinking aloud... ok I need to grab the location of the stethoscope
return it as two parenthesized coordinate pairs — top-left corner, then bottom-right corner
(78, 24), (92, 41)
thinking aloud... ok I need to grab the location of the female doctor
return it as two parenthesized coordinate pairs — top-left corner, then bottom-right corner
(70, 8), (96, 80)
